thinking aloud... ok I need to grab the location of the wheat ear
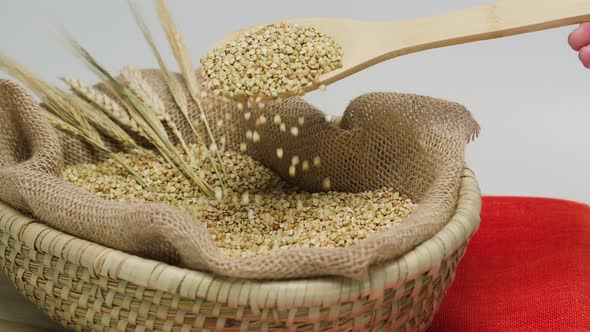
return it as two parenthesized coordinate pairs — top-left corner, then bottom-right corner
(0, 53), (147, 185)
(120, 65), (194, 163)
(62, 76), (144, 136)
(44, 110), (146, 185)
(68, 92), (139, 149)
(0, 53), (97, 141)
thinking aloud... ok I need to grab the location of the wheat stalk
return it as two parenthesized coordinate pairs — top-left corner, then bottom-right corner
(65, 37), (215, 196)
(62, 76), (144, 136)
(120, 66), (166, 118)
(67, 92), (139, 149)
(120, 65), (195, 163)
(0, 53), (98, 142)
(126, 2), (193, 132)
(45, 111), (85, 137)
(155, 0), (227, 176)
(0, 54), (147, 186)
(127, 0), (224, 188)
(44, 110), (146, 186)
(119, 66), (169, 138)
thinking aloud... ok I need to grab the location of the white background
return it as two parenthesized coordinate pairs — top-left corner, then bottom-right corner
(1, 0), (588, 203)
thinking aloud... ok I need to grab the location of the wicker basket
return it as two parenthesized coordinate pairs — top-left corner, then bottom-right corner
(0, 167), (480, 332)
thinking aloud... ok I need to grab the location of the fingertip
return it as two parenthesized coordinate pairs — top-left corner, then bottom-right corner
(578, 45), (590, 68)
(569, 31), (580, 51)
(569, 23), (590, 51)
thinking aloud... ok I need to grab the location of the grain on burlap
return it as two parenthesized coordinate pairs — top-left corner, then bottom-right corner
(0, 69), (479, 279)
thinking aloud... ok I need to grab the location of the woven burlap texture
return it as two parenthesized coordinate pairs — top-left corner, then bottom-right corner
(0, 70), (479, 279)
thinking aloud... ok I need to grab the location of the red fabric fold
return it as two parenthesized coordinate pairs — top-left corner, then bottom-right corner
(429, 196), (590, 332)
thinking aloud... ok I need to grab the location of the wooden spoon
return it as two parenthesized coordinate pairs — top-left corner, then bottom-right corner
(214, 0), (590, 97)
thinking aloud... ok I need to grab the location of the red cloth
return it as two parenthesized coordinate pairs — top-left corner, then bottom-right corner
(429, 196), (590, 332)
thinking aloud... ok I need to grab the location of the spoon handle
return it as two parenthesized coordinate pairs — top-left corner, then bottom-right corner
(395, 0), (590, 53)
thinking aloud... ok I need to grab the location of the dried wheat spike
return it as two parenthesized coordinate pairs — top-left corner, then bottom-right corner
(120, 66), (167, 120)
(45, 111), (84, 137)
(121, 65), (195, 162)
(62, 77), (143, 135)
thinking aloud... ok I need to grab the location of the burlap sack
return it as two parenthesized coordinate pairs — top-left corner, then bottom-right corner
(0, 69), (479, 279)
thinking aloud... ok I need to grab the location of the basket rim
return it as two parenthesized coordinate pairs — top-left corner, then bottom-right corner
(0, 167), (480, 303)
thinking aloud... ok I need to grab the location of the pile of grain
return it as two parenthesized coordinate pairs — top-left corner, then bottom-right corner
(63, 145), (415, 258)
(200, 22), (343, 101)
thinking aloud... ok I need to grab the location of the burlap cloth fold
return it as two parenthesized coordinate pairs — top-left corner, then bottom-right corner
(0, 70), (479, 279)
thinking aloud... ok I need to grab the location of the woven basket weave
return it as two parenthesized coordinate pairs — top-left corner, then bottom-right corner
(0, 167), (480, 332)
